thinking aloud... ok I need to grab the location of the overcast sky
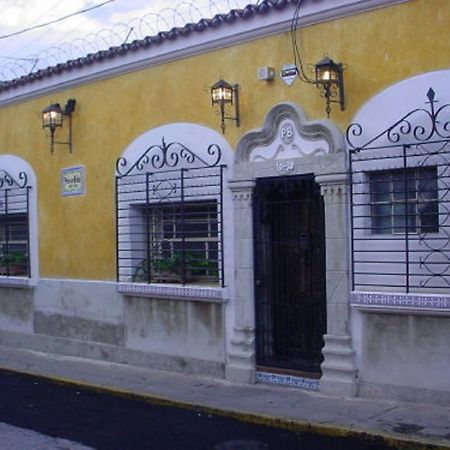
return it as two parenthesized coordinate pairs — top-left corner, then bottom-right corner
(0, 0), (252, 80)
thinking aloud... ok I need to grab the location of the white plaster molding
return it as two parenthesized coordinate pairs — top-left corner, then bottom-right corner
(316, 173), (349, 198)
(0, 276), (36, 289)
(320, 334), (358, 396)
(225, 325), (256, 383)
(0, 155), (39, 282)
(351, 291), (450, 314)
(39, 278), (117, 286)
(235, 102), (345, 163)
(118, 282), (227, 303)
(229, 100), (351, 391)
(229, 179), (255, 203)
(348, 69), (450, 150)
(117, 123), (234, 176)
(315, 173), (348, 186)
(0, 0), (410, 107)
(320, 183), (348, 200)
(231, 191), (253, 203)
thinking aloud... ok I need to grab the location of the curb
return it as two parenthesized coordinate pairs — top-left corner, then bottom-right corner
(0, 366), (449, 450)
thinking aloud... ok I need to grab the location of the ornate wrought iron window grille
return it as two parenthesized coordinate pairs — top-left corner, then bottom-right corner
(116, 139), (225, 287)
(0, 170), (31, 278)
(347, 88), (450, 293)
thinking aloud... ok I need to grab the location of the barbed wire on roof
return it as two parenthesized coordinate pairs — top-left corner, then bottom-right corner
(0, 0), (267, 83)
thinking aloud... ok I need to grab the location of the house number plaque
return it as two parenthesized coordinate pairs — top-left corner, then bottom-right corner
(61, 166), (85, 196)
(275, 160), (295, 174)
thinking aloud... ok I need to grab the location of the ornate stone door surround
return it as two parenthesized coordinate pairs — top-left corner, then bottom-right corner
(225, 102), (357, 396)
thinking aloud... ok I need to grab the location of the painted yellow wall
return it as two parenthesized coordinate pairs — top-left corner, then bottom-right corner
(0, 0), (448, 280)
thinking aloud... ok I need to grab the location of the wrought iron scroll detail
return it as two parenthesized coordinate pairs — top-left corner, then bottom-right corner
(116, 137), (222, 177)
(0, 169), (28, 189)
(347, 88), (450, 151)
(419, 160), (450, 288)
(348, 87), (450, 293)
(151, 179), (177, 201)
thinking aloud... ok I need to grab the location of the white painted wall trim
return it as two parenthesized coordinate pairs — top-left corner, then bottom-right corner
(0, 155), (39, 285)
(0, 276), (36, 289)
(39, 277), (117, 286)
(0, 0), (409, 107)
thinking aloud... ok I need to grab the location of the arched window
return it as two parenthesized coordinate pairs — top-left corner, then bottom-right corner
(348, 86), (450, 296)
(115, 124), (233, 292)
(0, 155), (38, 286)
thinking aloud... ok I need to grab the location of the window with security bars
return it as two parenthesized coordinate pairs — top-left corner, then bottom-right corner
(0, 212), (29, 276)
(116, 143), (225, 287)
(370, 167), (438, 234)
(131, 200), (219, 284)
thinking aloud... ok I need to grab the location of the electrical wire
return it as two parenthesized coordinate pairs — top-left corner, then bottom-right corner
(0, 0), (116, 40)
(5, 0), (67, 57)
(290, 0), (314, 84)
(9, 0), (111, 64)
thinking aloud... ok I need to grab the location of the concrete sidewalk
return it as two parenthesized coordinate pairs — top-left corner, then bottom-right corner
(0, 345), (448, 449)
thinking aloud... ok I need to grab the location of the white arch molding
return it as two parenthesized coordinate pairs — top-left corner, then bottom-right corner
(0, 154), (38, 287)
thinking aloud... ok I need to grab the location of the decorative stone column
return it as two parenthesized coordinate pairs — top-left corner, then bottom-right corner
(225, 179), (256, 383)
(316, 172), (358, 396)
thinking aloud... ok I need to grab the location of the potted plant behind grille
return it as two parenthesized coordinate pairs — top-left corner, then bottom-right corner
(131, 252), (217, 284)
(0, 252), (28, 276)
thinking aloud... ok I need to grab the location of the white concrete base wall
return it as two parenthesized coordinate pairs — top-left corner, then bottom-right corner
(352, 309), (450, 406)
(0, 279), (226, 377)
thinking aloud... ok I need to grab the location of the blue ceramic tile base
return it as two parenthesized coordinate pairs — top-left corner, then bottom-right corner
(255, 371), (319, 391)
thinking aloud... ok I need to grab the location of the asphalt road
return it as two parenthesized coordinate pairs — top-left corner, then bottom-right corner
(0, 370), (400, 450)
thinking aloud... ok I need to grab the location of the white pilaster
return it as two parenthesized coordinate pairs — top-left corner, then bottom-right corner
(316, 173), (358, 396)
(225, 179), (256, 383)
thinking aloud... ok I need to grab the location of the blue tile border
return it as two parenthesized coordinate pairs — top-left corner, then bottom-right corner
(255, 371), (319, 391)
(351, 291), (450, 311)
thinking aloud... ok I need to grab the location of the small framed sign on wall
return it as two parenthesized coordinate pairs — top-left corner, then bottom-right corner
(61, 166), (85, 197)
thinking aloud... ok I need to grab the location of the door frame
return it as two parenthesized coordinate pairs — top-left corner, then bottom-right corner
(225, 102), (358, 396)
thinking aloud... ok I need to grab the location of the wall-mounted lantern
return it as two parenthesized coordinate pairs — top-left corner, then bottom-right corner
(210, 79), (240, 134)
(314, 56), (345, 118)
(42, 99), (76, 153)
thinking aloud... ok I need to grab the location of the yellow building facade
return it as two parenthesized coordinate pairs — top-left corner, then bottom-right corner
(1, 0), (449, 403)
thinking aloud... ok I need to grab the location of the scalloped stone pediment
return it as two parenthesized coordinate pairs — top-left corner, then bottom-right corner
(235, 102), (345, 163)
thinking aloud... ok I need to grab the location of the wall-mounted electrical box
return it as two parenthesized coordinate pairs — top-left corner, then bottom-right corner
(257, 66), (275, 81)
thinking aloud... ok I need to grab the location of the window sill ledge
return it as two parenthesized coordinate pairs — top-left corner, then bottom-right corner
(117, 282), (228, 303)
(0, 276), (36, 289)
(351, 291), (450, 316)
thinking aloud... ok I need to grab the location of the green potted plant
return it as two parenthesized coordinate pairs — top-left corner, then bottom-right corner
(153, 252), (190, 283)
(0, 252), (28, 276)
(131, 252), (218, 284)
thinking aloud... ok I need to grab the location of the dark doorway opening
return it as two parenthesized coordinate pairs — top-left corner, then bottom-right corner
(253, 174), (326, 376)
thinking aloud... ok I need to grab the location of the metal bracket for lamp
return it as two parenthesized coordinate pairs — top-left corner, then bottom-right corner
(42, 99), (76, 153)
(210, 79), (240, 134)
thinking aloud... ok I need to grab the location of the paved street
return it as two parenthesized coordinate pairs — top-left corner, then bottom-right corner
(0, 346), (448, 450)
(0, 370), (413, 450)
(0, 422), (93, 450)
